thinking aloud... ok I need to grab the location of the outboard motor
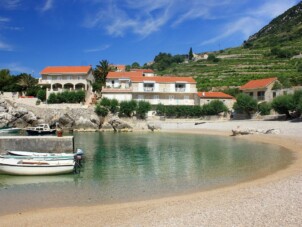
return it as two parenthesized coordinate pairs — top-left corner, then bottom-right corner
(74, 148), (84, 173)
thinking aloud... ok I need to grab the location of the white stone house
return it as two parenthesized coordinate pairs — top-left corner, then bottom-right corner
(102, 71), (197, 106)
(198, 92), (236, 109)
(240, 77), (278, 102)
(39, 66), (94, 99)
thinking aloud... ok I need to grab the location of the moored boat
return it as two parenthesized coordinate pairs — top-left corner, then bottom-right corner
(25, 124), (56, 135)
(7, 148), (84, 158)
(0, 158), (75, 175)
(0, 127), (21, 134)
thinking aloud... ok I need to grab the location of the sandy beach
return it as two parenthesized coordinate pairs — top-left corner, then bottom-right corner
(0, 120), (301, 226)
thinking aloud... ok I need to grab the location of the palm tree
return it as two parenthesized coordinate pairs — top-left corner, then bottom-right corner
(95, 60), (111, 91)
(17, 74), (38, 91)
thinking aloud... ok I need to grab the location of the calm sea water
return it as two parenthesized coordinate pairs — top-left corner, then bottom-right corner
(0, 132), (294, 215)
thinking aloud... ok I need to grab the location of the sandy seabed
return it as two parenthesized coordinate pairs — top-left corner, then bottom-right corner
(0, 120), (301, 226)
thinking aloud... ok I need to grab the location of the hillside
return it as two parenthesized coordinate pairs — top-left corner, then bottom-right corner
(154, 1), (302, 92)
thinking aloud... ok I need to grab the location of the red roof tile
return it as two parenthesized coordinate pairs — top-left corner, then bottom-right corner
(107, 72), (196, 83)
(131, 69), (154, 73)
(131, 76), (196, 83)
(240, 77), (277, 90)
(40, 66), (92, 74)
(107, 71), (143, 78)
(197, 92), (235, 99)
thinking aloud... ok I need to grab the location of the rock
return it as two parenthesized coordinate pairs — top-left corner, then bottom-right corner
(232, 127), (280, 136)
(147, 123), (161, 131)
(74, 116), (98, 130)
(108, 117), (133, 132)
(0, 106), (7, 112)
(22, 111), (37, 124)
(10, 108), (28, 118)
(100, 122), (114, 131)
(90, 115), (101, 127)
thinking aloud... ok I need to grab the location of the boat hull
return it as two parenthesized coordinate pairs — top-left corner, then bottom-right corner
(0, 159), (75, 175)
(0, 164), (74, 175)
(26, 129), (56, 135)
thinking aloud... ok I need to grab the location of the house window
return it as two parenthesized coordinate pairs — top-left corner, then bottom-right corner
(249, 92), (253, 97)
(144, 83), (154, 92)
(257, 91), (265, 101)
(175, 84), (185, 92)
(273, 92), (276, 98)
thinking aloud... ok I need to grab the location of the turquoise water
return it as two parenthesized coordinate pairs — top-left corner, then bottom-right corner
(0, 132), (294, 214)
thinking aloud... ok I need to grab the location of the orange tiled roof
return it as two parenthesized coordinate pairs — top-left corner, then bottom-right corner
(240, 77), (277, 90)
(107, 72), (196, 83)
(197, 92), (235, 99)
(107, 71), (143, 78)
(131, 76), (196, 83)
(131, 69), (154, 73)
(40, 66), (92, 74)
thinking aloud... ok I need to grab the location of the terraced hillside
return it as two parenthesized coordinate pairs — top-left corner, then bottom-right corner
(154, 2), (302, 91)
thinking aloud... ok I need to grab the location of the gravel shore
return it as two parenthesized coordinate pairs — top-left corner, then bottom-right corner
(0, 120), (301, 226)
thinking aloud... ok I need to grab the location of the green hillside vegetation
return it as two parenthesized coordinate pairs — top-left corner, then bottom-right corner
(148, 1), (302, 92)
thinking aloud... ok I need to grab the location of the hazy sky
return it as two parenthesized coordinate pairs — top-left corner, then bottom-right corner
(0, 0), (299, 76)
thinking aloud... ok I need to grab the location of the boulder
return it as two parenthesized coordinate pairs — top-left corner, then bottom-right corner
(232, 127), (280, 136)
(74, 116), (99, 130)
(108, 117), (133, 132)
(147, 123), (161, 131)
(22, 111), (37, 124)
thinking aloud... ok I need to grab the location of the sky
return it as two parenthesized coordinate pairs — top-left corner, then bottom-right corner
(0, 0), (300, 77)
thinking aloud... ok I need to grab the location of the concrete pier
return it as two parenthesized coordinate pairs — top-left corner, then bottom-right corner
(0, 136), (74, 153)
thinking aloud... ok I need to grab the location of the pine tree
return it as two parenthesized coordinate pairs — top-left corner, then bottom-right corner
(189, 47), (193, 60)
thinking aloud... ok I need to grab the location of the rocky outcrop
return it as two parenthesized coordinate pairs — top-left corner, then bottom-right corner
(0, 99), (39, 128)
(0, 99), (103, 131)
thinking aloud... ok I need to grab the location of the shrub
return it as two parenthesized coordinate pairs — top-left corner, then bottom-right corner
(293, 90), (302, 116)
(100, 97), (111, 107)
(47, 93), (58, 104)
(271, 94), (295, 119)
(110, 99), (119, 114)
(95, 104), (109, 117)
(202, 100), (228, 115)
(233, 93), (258, 116)
(37, 89), (46, 101)
(155, 103), (166, 116)
(136, 101), (151, 119)
(119, 100), (137, 117)
(46, 91), (85, 104)
(258, 102), (271, 115)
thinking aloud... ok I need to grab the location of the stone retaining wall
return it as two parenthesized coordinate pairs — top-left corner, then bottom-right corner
(0, 136), (74, 153)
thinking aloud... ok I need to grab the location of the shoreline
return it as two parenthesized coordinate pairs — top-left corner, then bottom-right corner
(0, 122), (302, 226)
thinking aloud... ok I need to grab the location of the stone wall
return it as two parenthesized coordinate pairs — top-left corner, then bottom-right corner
(0, 136), (74, 153)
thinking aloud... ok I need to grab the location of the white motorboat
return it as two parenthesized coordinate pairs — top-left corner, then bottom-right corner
(7, 148), (84, 158)
(25, 124), (56, 135)
(0, 158), (75, 176)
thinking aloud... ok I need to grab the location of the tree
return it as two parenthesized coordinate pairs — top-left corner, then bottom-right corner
(95, 60), (111, 91)
(17, 74), (38, 94)
(136, 101), (151, 119)
(233, 93), (257, 116)
(0, 69), (11, 90)
(188, 47), (193, 60)
(271, 94), (295, 119)
(119, 100), (137, 117)
(131, 62), (140, 69)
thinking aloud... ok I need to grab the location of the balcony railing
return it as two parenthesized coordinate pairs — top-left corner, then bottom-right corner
(144, 87), (154, 92)
(175, 88), (186, 92)
(257, 96), (265, 101)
